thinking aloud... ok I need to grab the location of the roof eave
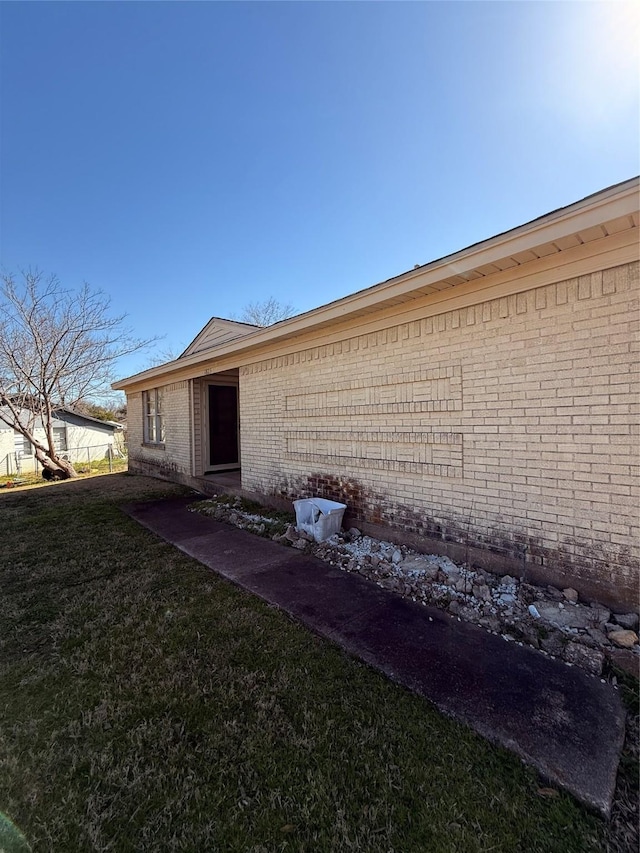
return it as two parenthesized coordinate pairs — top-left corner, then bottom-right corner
(113, 177), (639, 391)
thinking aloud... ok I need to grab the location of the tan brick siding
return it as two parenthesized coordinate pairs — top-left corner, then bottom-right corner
(239, 261), (639, 604)
(128, 381), (192, 478)
(192, 380), (202, 476)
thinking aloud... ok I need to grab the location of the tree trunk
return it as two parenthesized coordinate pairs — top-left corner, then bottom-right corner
(35, 447), (78, 480)
(0, 394), (79, 479)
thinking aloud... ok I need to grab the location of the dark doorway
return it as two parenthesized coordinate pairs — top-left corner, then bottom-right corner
(208, 384), (239, 467)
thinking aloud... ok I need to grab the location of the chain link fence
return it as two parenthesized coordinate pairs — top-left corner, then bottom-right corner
(1, 442), (128, 479)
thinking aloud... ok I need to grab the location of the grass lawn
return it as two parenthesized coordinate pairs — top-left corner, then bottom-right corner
(0, 473), (628, 851)
(0, 455), (128, 490)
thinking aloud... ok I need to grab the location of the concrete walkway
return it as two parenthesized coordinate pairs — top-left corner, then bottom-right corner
(124, 496), (626, 816)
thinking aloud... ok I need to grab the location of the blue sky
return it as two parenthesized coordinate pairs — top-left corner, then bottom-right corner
(1, 1), (638, 384)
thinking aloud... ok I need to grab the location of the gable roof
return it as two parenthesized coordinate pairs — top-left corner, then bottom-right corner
(54, 408), (124, 432)
(0, 407), (123, 433)
(114, 176), (639, 392)
(0, 408), (65, 432)
(179, 317), (259, 358)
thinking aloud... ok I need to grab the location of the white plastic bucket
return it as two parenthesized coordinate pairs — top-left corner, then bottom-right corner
(293, 498), (347, 542)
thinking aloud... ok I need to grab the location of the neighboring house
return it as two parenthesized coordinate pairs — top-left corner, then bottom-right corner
(0, 408), (125, 476)
(113, 178), (639, 611)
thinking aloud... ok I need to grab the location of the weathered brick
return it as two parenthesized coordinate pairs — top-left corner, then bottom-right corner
(236, 262), (638, 606)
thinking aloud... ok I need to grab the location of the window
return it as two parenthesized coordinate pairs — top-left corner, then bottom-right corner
(53, 426), (67, 452)
(14, 432), (32, 456)
(143, 389), (165, 444)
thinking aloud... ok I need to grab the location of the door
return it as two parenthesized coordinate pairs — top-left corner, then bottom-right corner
(208, 384), (239, 469)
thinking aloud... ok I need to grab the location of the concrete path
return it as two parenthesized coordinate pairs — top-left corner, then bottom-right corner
(124, 496), (626, 816)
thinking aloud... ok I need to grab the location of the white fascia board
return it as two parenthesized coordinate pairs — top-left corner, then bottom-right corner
(113, 178), (639, 391)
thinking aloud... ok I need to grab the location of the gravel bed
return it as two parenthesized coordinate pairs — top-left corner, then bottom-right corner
(191, 496), (639, 680)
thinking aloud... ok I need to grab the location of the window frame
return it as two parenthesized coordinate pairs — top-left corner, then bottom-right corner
(143, 388), (165, 446)
(52, 426), (68, 453)
(14, 432), (32, 457)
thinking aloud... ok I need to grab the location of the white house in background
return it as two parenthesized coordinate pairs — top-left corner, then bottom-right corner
(0, 408), (125, 476)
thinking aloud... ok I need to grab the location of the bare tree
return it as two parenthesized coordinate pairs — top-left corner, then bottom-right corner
(0, 270), (154, 479)
(73, 400), (125, 423)
(239, 297), (296, 327)
(144, 345), (182, 368)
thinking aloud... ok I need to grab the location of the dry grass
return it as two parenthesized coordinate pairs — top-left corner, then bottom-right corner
(0, 456), (128, 491)
(0, 474), (619, 851)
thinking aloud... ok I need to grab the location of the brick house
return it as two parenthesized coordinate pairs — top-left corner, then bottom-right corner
(114, 178), (639, 610)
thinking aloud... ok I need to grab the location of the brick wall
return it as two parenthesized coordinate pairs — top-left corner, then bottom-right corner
(239, 261), (639, 608)
(128, 380), (192, 481)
